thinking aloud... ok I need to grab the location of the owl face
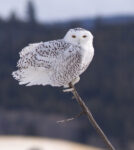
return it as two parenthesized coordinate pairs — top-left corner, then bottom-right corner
(64, 28), (93, 46)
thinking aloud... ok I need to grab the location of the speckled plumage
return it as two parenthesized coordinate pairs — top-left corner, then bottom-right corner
(12, 28), (94, 87)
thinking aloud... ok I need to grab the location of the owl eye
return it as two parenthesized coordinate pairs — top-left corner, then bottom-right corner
(72, 35), (76, 38)
(83, 35), (87, 38)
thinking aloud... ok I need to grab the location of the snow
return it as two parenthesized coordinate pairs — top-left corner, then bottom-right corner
(0, 136), (103, 150)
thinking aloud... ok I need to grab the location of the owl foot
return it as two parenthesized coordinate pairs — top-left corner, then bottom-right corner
(63, 76), (80, 89)
(71, 76), (80, 85)
(63, 77), (80, 92)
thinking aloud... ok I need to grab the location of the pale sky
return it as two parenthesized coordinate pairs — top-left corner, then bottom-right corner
(0, 0), (134, 22)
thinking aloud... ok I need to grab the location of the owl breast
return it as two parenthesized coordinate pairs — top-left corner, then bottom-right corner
(79, 46), (94, 74)
(49, 46), (94, 87)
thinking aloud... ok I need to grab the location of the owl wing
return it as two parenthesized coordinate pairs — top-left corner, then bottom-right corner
(17, 40), (73, 70)
(13, 40), (82, 86)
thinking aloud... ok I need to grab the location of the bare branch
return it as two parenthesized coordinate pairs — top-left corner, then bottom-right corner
(57, 111), (84, 124)
(68, 82), (116, 150)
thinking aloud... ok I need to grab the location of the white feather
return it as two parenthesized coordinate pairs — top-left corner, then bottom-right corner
(12, 67), (51, 86)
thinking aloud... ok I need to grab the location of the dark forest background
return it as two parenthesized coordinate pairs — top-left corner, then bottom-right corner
(0, 1), (134, 150)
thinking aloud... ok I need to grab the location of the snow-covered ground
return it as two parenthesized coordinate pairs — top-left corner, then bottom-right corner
(0, 136), (103, 150)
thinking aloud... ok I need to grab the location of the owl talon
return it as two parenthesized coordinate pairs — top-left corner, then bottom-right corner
(63, 88), (74, 92)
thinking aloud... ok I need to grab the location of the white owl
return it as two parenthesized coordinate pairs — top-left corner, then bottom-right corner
(12, 28), (94, 90)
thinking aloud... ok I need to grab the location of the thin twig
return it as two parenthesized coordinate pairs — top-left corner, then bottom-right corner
(57, 111), (84, 124)
(69, 82), (115, 150)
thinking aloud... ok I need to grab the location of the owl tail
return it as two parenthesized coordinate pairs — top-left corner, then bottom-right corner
(12, 67), (51, 86)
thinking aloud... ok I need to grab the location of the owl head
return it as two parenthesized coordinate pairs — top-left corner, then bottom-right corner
(64, 28), (93, 46)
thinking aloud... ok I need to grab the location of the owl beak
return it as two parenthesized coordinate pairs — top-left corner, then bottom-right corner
(78, 40), (80, 45)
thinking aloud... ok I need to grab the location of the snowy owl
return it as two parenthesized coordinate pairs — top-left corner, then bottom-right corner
(12, 28), (94, 90)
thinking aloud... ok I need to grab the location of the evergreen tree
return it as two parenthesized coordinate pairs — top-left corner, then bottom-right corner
(27, 0), (36, 23)
(9, 11), (18, 23)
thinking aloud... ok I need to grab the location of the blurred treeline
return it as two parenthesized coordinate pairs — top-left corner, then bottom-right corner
(0, 1), (134, 150)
